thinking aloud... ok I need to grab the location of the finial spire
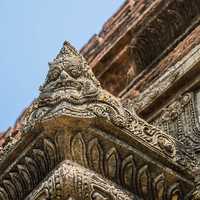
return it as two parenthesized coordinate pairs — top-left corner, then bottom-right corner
(55, 41), (80, 60)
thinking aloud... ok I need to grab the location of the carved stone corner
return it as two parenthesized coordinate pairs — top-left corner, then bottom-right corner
(0, 41), (196, 200)
(22, 41), (179, 161)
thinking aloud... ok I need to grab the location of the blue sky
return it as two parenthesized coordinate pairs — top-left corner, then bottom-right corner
(0, 0), (124, 131)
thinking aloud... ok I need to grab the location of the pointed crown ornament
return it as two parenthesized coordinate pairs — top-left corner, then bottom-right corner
(48, 41), (88, 71)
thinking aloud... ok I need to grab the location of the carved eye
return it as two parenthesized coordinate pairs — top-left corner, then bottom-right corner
(48, 67), (60, 81)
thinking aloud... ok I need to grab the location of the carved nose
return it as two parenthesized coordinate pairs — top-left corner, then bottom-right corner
(60, 70), (70, 80)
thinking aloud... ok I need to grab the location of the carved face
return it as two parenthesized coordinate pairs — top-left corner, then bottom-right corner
(38, 56), (99, 107)
(41, 57), (83, 92)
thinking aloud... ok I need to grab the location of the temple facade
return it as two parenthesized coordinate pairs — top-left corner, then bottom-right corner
(0, 0), (200, 199)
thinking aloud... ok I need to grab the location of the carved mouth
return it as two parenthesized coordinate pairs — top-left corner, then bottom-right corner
(54, 80), (82, 91)
(38, 96), (61, 107)
(41, 80), (82, 93)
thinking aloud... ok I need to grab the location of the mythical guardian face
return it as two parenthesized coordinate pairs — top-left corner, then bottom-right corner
(38, 51), (100, 107)
(22, 41), (176, 162)
(41, 57), (84, 92)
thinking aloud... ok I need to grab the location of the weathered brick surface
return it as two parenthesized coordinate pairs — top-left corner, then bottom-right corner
(123, 25), (200, 99)
(82, 0), (200, 96)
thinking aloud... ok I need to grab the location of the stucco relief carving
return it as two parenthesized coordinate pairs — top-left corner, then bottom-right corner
(25, 159), (186, 200)
(152, 91), (200, 164)
(0, 41), (194, 199)
(0, 132), (64, 200)
(22, 41), (177, 160)
(25, 160), (135, 200)
(69, 131), (185, 199)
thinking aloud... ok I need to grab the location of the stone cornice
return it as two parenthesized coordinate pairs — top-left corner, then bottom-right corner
(122, 35), (200, 120)
(21, 42), (196, 170)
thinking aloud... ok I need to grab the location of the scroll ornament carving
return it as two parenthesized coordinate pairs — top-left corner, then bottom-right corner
(161, 93), (192, 122)
(22, 41), (176, 159)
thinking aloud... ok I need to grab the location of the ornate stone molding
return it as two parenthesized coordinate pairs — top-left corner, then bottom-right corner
(67, 130), (189, 199)
(0, 122), (193, 199)
(22, 41), (181, 163)
(25, 160), (135, 200)
(0, 41), (196, 199)
(150, 89), (200, 168)
(0, 130), (64, 200)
